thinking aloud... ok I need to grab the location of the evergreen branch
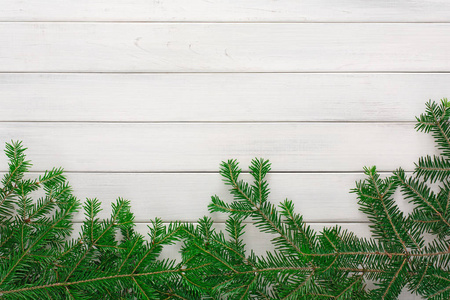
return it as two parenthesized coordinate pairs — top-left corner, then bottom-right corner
(414, 155), (450, 183)
(116, 236), (141, 274)
(223, 161), (305, 256)
(412, 261), (429, 293)
(394, 169), (449, 227)
(279, 200), (315, 250)
(238, 266), (314, 274)
(381, 258), (407, 299)
(368, 171), (407, 252)
(0, 267), (187, 296)
(415, 99), (450, 157)
(156, 287), (189, 300)
(192, 243), (237, 273)
(2, 100), (450, 299)
(432, 274), (450, 283)
(198, 134), (450, 299)
(239, 274), (258, 300)
(0, 199), (79, 286)
(131, 225), (182, 274)
(430, 103), (450, 150)
(428, 285), (450, 299)
(63, 200), (125, 282)
(212, 238), (249, 266)
(256, 290), (270, 300)
(133, 278), (149, 299)
(280, 271), (314, 300)
(339, 268), (386, 273)
(334, 274), (364, 299)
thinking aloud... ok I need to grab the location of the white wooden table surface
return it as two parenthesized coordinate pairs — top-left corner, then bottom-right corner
(2, 1), (450, 298)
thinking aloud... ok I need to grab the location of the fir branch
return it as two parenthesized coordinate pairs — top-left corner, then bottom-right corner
(393, 168), (449, 227)
(191, 149), (450, 298)
(414, 155), (450, 183)
(2, 99), (450, 299)
(0, 267), (192, 296)
(415, 99), (450, 157)
(0, 142), (194, 299)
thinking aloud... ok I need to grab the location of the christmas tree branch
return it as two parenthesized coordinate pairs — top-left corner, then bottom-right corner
(2, 99), (450, 299)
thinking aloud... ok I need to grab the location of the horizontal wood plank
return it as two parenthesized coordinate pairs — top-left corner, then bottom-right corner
(58, 172), (419, 223)
(0, 123), (436, 172)
(118, 222), (377, 257)
(2, 73), (448, 122)
(1, 23), (450, 72)
(1, 0), (450, 22)
(68, 222), (377, 264)
(67, 222), (375, 259)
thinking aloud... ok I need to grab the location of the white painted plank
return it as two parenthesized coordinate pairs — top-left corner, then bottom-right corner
(1, 23), (450, 72)
(68, 222), (377, 262)
(68, 222), (375, 259)
(0, 123), (436, 172)
(59, 172), (417, 223)
(2, 73), (449, 122)
(132, 222), (376, 258)
(1, 0), (450, 22)
(44, 173), (367, 223)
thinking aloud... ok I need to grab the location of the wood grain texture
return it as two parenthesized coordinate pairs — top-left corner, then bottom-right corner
(2, 73), (448, 122)
(1, 0), (450, 22)
(0, 122), (436, 172)
(1, 23), (450, 72)
(0, 1), (441, 298)
(70, 222), (376, 258)
(25, 172), (379, 222)
(57, 172), (417, 223)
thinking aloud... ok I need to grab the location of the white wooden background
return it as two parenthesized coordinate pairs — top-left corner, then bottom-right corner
(1, 1), (450, 298)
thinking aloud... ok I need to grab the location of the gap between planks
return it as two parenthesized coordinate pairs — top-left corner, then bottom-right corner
(2, 21), (450, 24)
(2, 171), (411, 174)
(0, 121), (417, 124)
(3, 71), (450, 74)
(69, 221), (371, 224)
